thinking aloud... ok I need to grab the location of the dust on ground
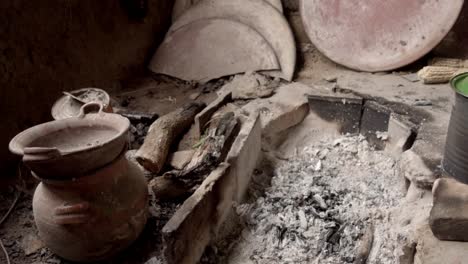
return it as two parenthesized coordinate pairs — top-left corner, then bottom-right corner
(206, 135), (408, 264)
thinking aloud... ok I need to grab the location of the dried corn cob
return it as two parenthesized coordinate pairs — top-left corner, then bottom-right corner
(453, 68), (468, 77)
(417, 66), (468, 84)
(429, 57), (468, 68)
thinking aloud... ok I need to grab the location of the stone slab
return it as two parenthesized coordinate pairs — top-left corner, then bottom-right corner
(163, 164), (230, 264)
(242, 82), (315, 137)
(226, 113), (262, 203)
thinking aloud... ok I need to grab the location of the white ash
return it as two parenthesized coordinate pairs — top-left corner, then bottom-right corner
(223, 135), (405, 264)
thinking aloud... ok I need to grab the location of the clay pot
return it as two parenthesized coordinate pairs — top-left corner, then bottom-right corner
(32, 152), (148, 262)
(9, 103), (130, 179)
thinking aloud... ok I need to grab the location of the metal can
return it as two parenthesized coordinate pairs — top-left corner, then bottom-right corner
(443, 72), (468, 183)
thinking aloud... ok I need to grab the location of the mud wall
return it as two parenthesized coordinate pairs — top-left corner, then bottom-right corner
(0, 0), (172, 179)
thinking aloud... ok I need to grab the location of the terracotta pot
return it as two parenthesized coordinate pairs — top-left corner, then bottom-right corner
(32, 152), (148, 262)
(9, 103), (130, 179)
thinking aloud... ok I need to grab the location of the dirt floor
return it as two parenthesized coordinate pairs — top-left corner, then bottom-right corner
(0, 41), (454, 264)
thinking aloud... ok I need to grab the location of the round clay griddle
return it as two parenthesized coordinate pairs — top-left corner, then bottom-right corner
(170, 0), (296, 81)
(300, 0), (464, 72)
(172, 0), (283, 22)
(149, 18), (280, 83)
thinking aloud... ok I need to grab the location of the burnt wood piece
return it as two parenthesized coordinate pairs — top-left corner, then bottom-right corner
(135, 103), (206, 174)
(148, 176), (192, 201)
(118, 111), (159, 125)
(150, 112), (239, 200)
(355, 224), (374, 264)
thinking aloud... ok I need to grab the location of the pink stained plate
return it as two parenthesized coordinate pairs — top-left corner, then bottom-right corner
(300, 0), (464, 72)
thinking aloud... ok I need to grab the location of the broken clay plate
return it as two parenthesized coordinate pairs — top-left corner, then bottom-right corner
(168, 0), (296, 81)
(149, 18), (280, 83)
(300, 0), (464, 72)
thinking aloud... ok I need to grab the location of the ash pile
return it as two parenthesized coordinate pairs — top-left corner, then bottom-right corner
(223, 135), (405, 264)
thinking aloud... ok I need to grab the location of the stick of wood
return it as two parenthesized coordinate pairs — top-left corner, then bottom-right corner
(136, 102), (206, 173)
(150, 112), (239, 200)
(180, 112), (238, 178)
(355, 224), (375, 264)
(148, 176), (192, 201)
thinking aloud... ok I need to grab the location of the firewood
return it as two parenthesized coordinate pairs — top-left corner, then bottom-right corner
(135, 102), (206, 173)
(149, 176), (192, 201)
(355, 224), (375, 264)
(150, 112), (239, 200)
